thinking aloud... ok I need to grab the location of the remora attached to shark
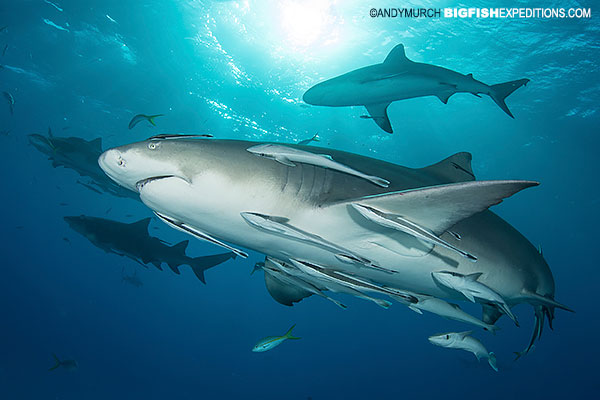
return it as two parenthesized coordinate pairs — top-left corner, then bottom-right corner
(64, 215), (236, 283)
(98, 137), (571, 354)
(302, 44), (529, 133)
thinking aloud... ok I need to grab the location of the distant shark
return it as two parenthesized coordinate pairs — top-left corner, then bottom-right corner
(28, 129), (138, 200)
(64, 215), (237, 283)
(302, 44), (529, 133)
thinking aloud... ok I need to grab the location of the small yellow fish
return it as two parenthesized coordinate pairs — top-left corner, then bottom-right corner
(252, 324), (300, 352)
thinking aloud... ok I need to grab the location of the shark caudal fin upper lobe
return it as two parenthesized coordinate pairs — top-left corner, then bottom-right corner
(489, 79), (529, 118)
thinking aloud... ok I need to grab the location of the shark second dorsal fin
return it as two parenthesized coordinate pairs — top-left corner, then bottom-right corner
(383, 44), (410, 65)
(364, 103), (393, 133)
(420, 152), (475, 183)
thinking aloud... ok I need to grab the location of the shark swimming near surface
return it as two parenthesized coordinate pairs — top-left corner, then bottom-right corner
(64, 215), (237, 283)
(302, 44), (529, 133)
(98, 137), (571, 356)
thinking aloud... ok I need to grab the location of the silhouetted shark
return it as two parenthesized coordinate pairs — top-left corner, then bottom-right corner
(64, 215), (237, 283)
(28, 129), (138, 200)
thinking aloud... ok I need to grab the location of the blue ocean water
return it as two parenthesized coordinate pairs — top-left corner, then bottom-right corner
(1, 0), (598, 398)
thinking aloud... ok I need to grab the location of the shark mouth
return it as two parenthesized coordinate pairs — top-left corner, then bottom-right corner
(135, 175), (177, 192)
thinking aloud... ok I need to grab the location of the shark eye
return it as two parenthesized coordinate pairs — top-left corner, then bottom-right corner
(148, 141), (160, 150)
(445, 335), (449, 339)
(117, 156), (125, 167)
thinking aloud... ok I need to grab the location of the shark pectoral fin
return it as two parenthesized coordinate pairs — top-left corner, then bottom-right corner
(274, 155), (296, 167)
(339, 180), (538, 235)
(462, 291), (476, 303)
(364, 103), (393, 133)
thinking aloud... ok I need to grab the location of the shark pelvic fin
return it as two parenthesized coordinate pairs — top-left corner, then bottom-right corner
(364, 103), (393, 133)
(340, 180), (538, 235)
(383, 44), (411, 65)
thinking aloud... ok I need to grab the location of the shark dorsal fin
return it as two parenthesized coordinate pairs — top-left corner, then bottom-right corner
(457, 330), (473, 338)
(420, 152), (475, 183)
(465, 272), (483, 281)
(383, 44), (410, 65)
(90, 137), (103, 151)
(131, 218), (151, 232)
(172, 240), (189, 252)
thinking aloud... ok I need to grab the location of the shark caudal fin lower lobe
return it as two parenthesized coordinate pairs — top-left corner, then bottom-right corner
(48, 354), (61, 371)
(190, 252), (237, 284)
(489, 79), (529, 118)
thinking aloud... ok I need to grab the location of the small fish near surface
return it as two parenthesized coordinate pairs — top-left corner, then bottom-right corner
(428, 331), (498, 372)
(298, 133), (320, 145)
(48, 354), (78, 371)
(128, 114), (164, 129)
(3, 91), (14, 115)
(252, 324), (301, 352)
(247, 144), (390, 187)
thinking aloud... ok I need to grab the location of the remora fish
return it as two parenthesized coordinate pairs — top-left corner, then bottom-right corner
(246, 144), (390, 187)
(128, 114), (164, 129)
(394, 293), (499, 333)
(432, 271), (518, 326)
(64, 215), (236, 283)
(98, 139), (572, 353)
(289, 259), (396, 309)
(303, 44), (529, 133)
(48, 354), (78, 371)
(428, 331), (498, 372)
(252, 324), (301, 352)
(351, 203), (477, 260)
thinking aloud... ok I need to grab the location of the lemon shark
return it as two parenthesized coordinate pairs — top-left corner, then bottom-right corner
(98, 137), (571, 355)
(302, 44), (529, 133)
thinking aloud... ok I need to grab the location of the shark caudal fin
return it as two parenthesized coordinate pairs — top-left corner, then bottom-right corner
(488, 352), (498, 372)
(48, 354), (61, 371)
(190, 252), (237, 284)
(284, 324), (301, 340)
(489, 79), (529, 118)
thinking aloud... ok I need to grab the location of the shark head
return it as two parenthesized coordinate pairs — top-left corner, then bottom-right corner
(428, 331), (470, 348)
(98, 139), (191, 193)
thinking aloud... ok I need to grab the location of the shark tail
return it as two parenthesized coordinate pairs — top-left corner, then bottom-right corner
(147, 114), (164, 126)
(284, 324), (301, 340)
(488, 352), (498, 372)
(488, 79), (529, 118)
(190, 252), (237, 284)
(48, 354), (61, 371)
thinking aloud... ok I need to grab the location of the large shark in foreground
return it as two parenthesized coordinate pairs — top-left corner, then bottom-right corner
(64, 215), (236, 283)
(302, 44), (529, 133)
(98, 137), (571, 356)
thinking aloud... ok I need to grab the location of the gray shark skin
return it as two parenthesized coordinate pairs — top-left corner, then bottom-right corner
(64, 215), (236, 283)
(303, 44), (529, 133)
(28, 131), (138, 200)
(98, 138), (571, 353)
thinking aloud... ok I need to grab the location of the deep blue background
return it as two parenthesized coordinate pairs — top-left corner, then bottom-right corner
(0, 0), (597, 398)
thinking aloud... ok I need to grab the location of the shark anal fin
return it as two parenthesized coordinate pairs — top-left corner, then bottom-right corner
(364, 103), (393, 133)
